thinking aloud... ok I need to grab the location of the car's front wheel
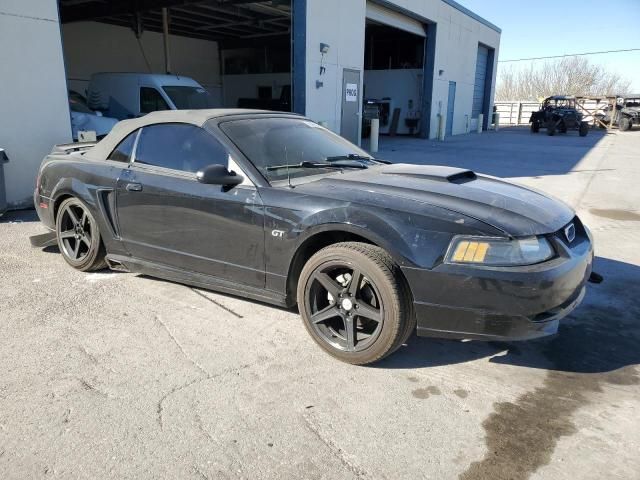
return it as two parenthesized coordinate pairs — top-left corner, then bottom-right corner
(56, 197), (107, 271)
(297, 242), (414, 365)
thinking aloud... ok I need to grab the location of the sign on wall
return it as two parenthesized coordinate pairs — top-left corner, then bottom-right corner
(345, 83), (358, 102)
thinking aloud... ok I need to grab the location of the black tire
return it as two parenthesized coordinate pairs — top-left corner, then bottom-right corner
(546, 122), (556, 136)
(56, 197), (107, 271)
(579, 122), (589, 137)
(530, 122), (539, 133)
(297, 242), (414, 365)
(620, 116), (631, 131)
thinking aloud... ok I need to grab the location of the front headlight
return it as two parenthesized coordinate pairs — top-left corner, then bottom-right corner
(445, 236), (554, 266)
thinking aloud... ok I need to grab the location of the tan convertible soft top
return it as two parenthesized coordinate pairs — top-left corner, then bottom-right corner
(84, 108), (275, 162)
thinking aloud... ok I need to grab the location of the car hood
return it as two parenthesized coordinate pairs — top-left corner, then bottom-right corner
(294, 164), (575, 236)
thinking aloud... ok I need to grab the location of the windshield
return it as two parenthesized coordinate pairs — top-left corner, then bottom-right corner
(162, 86), (216, 109)
(219, 117), (374, 182)
(546, 98), (574, 108)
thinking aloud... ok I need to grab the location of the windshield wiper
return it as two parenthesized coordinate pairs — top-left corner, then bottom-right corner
(326, 154), (391, 165)
(266, 161), (366, 171)
(326, 154), (371, 161)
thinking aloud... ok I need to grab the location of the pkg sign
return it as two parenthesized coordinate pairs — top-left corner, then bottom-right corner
(345, 83), (358, 102)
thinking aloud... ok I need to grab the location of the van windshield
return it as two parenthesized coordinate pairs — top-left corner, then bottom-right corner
(162, 86), (216, 109)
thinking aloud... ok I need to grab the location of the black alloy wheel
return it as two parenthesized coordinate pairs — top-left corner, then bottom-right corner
(56, 197), (106, 271)
(298, 242), (413, 365)
(306, 262), (384, 353)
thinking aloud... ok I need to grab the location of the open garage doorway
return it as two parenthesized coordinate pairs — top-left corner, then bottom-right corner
(58, 0), (292, 138)
(362, 4), (426, 145)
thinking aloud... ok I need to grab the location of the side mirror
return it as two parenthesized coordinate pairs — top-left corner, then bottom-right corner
(196, 164), (243, 187)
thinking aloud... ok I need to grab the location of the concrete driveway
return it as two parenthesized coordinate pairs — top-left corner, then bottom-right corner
(1, 127), (639, 479)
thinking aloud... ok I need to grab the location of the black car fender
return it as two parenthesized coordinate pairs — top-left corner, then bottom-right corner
(279, 204), (500, 302)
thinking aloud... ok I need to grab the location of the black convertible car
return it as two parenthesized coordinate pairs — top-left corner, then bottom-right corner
(31, 110), (595, 364)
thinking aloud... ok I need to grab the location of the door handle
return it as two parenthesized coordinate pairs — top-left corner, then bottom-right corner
(126, 183), (143, 192)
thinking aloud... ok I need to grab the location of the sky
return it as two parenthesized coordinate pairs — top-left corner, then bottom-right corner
(458, 0), (640, 92)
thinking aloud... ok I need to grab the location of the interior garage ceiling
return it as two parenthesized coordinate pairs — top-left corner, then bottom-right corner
(58, 0), (292, 43)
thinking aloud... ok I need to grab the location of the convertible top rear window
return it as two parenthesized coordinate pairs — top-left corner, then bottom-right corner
(219, 118), (372, 182)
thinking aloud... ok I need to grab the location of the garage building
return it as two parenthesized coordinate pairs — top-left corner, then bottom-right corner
(0, 0), (500, 209)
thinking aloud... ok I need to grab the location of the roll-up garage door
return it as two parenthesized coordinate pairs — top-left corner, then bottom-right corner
(365, 2), (425, 37)
(472, 45), (489, 118)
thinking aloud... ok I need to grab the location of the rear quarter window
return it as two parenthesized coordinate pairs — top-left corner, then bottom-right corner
(108, 131), (137, 162)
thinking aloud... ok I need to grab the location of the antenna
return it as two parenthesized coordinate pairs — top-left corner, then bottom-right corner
(285, 146), (293, 189)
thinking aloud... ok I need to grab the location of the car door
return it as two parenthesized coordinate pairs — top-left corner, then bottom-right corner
(115, 123), (265, 288)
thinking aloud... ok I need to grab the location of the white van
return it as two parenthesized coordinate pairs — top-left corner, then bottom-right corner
(86, 73), (218, 120)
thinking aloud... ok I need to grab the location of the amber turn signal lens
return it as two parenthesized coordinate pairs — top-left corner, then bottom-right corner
(451, 241), (489, 263)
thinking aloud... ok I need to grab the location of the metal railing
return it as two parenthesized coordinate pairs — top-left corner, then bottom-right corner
(494, 98), (616, 127)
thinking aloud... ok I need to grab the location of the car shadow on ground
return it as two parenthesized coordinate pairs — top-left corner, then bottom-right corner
(376, 256), (640, 376)
(375, 127), (612, 179)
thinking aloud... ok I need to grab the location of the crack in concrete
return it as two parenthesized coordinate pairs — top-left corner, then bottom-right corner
(155, 315), (210, 377)
(192, 465), (209, 479)
(302, 413), (369, 479)
(156, 362), (254, 430)
(78, 378), (112, 399)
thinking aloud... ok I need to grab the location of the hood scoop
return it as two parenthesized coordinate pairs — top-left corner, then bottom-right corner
(381, 164), (477, 184)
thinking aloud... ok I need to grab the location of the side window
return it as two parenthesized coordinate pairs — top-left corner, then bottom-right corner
(108, 131), (138, 162)
(134, 124), (229, 174)
(140, 87), (169, 114)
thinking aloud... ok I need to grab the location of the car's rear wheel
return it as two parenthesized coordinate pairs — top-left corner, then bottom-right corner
(530, 121), (539, 133)
(579, 122), (589, 137)
(620, 116), (631, 131)
(297, 242), (414, 365)
(56, 197), (107, 271)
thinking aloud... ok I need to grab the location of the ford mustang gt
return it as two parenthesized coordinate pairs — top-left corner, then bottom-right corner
(31, 110), (596, 364)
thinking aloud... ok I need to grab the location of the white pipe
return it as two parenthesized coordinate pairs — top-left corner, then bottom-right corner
(370, 118), (379, 153)
(494, 113), (500, 131)
(477, 114), (483, 134)
(438, 114), (445, 141)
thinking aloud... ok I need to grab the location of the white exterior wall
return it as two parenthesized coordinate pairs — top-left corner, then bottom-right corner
(62, 22), (222, 101)
(304, 0), (367, 136)
(0, 0), (72, 207)
(304, 0), (500, 140)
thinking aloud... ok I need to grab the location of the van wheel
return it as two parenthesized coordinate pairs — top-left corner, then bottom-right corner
(297, 242), (414, 365)
(56, 197), (107, 271)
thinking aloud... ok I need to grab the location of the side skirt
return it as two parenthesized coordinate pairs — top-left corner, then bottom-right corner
(106, 254), (290, 308)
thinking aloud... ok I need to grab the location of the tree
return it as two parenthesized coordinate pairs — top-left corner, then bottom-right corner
(495, 56), (631, 101)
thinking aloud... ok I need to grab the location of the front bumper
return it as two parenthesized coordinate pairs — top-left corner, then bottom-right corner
(402, 223), (594, 341)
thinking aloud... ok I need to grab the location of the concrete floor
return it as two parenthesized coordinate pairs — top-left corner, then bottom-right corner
(1, 127), (639, 479)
